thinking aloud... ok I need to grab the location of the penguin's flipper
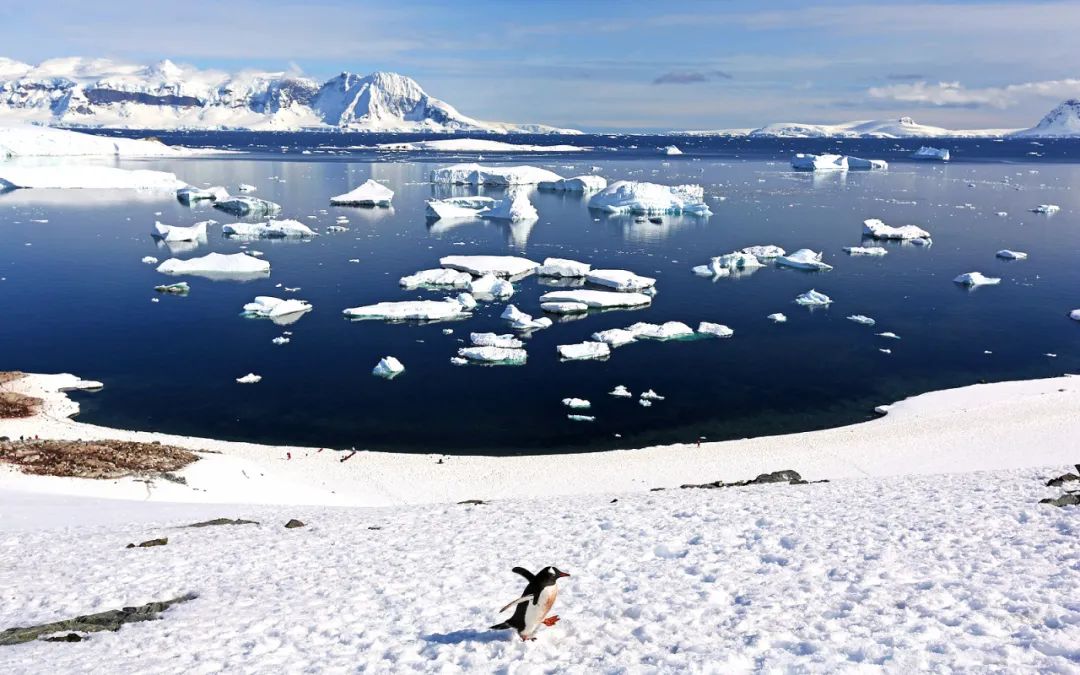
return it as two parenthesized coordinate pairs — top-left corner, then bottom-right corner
(511, 566), (535, 582)
(489, 620), (511, 630)
(499, 595), (531, 613)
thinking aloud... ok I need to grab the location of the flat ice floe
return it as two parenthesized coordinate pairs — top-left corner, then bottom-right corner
(795, 289), (832, 306)
(399, 268), (472, 290)
(697, 321), (734, 337)
(537, 175), (608, 192)
(1030, 204), (1060, 214)
(537, 257), (591, 277)
(0, 165), (186, 190)
(372, 356), (405, 379)
(791, 153), (847, 171)
(456, 346), (527, 365)
(440, 255), (539, 278)
(539, 301), (589, 314)
(156, 252), (270, 280)
(470, 332), (524, 349)
(847, 314), (876, 326)
(235, 373), (261, 384)
(591, 327), (639, 348)
(741, 245), (785, 259)
(844, 245), (888, 256)
(767, 313), (788, 323)
(152, 220), (209, 242)
(242, 296), (313, 324)
(863, 218), (931, 241)
(912, 146), (950, 161)
(626, 321), (696, 341)
(213, 196), (282, 217)
(538, 289), (652, 310)
(429, 163), (562, 186)
(846, 156), (888, 170)
(424, 196), (498, 220)
(468, 274), (514, 299)
(562, 398), (591, 409)
(222, 220), (316, 239)
(176, 185), (228, 204)
(557, 341), (611, 361)
(378, 138), (585, 152)
(776, 249), (833, 271)
(1071, 309), (1080, 321)
(996, 250), (1028, 260)
(609, 384), (632, 397)
(954, 272), (1001, 287)
(500, 304), (553, 330)
(343, 297), (472, 322)
(0, 124), (198, 158)
(588, 180), (711, 215)
(692, 251), (764, 277)
(586, 269), (657, 291)
(329, 179), (394, 206)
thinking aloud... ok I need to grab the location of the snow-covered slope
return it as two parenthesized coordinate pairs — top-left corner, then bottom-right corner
(1013, 99), (1080, 137)
(745, 116), (1015, 139)
(0, 58), (576, 133)
(0, 124), (211, 158)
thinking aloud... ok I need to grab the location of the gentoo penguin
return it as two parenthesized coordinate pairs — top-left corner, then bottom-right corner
(490, 566), (570, 641)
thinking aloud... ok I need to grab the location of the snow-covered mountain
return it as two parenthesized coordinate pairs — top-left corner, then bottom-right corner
(687, 116), (1018, 139)
(0, 57), (577, 133)
(1012, 99), (1080, 137)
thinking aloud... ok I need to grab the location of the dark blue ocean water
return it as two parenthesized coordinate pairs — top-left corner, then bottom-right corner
(2, 131), (1078, 454)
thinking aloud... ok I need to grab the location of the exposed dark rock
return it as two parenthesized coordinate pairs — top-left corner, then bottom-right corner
(183, 518), (259, 529)
(1046, 465), (1080, 487)
(1040, 493), (1080, 508)
(458, 499), (485, 505)
(0, 593), (196, 646)
(0, 439), (197, 479)
(126, 538), (168, 549)
(42, 633), (84, 642)
(680, 470), (820, 490)
(367, 526), (382, 530)
(284, 519), (305, 529)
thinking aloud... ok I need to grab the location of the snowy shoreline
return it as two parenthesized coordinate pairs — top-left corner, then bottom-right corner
(2, 372), (1079, 507)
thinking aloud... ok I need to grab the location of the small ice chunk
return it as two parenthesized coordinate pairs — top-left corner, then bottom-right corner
(469, 274), (514, 299)
(557, 341), (611, 361)
(141, 256), (159, 264)
(537, 175), (608, 192)
(879, 348), (893, 354)
(1030, 204), (1060, 214)
(639, 399), (653, 407)
(863, 218), (931, 241)
(996, 250), (1028, 260)
(697, 322), (733, 338)
(456, 293), (477, 311)
(440, 255), (539, 278)
(539, 289), (652, 310)
(237, 183), (256, 193)
(331, 179), (394, 206)
(567, 414), (596, 422)
(843, 246), (888, 256)
(152, 220), (208, 242)
(845, 156), (888, 170)
(272, 336), (290, 345)
(795, 289), (832, 306)
(847, 314), (876, 326)
(954, 272), (1001, 287)
(776, 248), (833, 271)
(470, 332), (524, 349)
(591, 328), (639, 348)
(537, 257), (591, 277)
(586, 269), (656, 292)
(741, 245), (785, 259)
(153, 282), (189, 295)
(214, 196), (282, 217)
(562, 398), (591, 409)
(176, 185), (228, 204)
(425, 196), (498, 220)
(372, 356), (405, 379)
(483, 191), (538, 222)
(767, 313), (788, 323)
(399, 268), (472, 289)
(500, 304), (552, 330)
(640, 389), (664, 401)
(450, 357), (468, 366)
(609, 385), (632, 398)
(876, 332), (901, 339)
(663, 145), (683, 155)
(222, 219), (316, 239)
(242, 296), (313, 324)
(457, 346), (528, 365)
(1069, 309), (1080, 321)
(430, 163), (563, 186)
(236, 373), (262, 384)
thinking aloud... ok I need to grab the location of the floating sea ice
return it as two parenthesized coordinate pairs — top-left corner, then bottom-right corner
(626, 321), (695, 341)
(242, 296), (313, 324)
(449, 357), (468, 366)
(586, 269), (657, 292)
(343, 297), (472, 322)
(862, 218), (931, 241)
(639, 399), (653, 407)
(156, 252), (270, 280)
(767, 313), (788, 323)
(847, 315), (876, 326)
(440, 255), (539, 278)
(236, 373), (262, 384)
(697, 322), (734, 338)
(482, 191), (538, 222)
(741, 245), (785, 259)
(587, 180), (711, 215)
(500, 304), (552, 330)
(153, 282), (189, 295)
(557, 341), (611, 361)
(399, 268), (472, 290)
(222, 219), (316, 239)
(843, 246), (888, 256)
(330, 179), (394, 206)
(152, 220), (209, 242)
(430, 163), (562, 186)
(455, 293), (478, 310)
(996, 250), (1028, 260)
(1030, 204), (1060, 214)
(663, 145), (683, 155)
(876, 332), (901, 339)
(537, 175), (608, 192)
(457, 346), (528, 365)
(562, 398), (591, 409)
(691, 262), (731, 278)
(469, 274), (514, 299)
(795, 289), (832, 306)
(1071, 309), (1080, 321)
(591, 328), (639, 348)
(845, 156), (888, 170)
(0, 165), (186, 190)
(791, 153), (847, 171)
(879, 348), (892, 354)
(425, 196), (498, 220)
(470, 333), (524, 349)
(141, 256), (159, 264)
(610, 385), (632, 398)
(272, 336), (290, 345)
(176, 185), (229, 204)
(538, 289), (652, 310)
(237, 183), (256, 193)
(372, 356), (405, 379)
(537, 257), (591, 277)
(776, 249), (833, 271)
(640, 389), (664, 401)
(954, 272), (1001, 287)
(540, 301), (590, 314)
(213, 196), (282, 217)
(567, 414), (596, 422)
(911, 146), (950, 161)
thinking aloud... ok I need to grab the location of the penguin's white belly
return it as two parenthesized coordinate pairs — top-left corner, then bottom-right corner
(522, 585), (557, 638)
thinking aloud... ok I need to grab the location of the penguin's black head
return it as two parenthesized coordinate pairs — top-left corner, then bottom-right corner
(540, 566), (570, 582)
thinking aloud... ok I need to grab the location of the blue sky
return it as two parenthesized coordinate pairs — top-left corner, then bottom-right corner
(4, 0), (1080, 130)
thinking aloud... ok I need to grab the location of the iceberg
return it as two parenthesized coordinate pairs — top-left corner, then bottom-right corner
(440, 255), (539, 278)
(222, 219), (316, 239)
(1070, 309), (1080, 321)
(372, 356), (404, 379)
(399, 268), (472, 290)
(343, 297), (472, 322)
(640, 389), (665, 401)
(767, 313), (788, 323)
(500, 304), (553, 330)
(844, 246), (888, 256)
(693, 252), (763, 277)
(996, 250), (1028, 260)
(588, 180), (711, 215)
(911, 146), (950, 161)
(1030, 204), (1060, 214)
(639, 399), (653, 408)
(663, 145), (683, 155)
(776, 249), (833, 271)
(953, 272), (1001, 287)
(557, 341), (611, 361)
(877, 332), (901, 339)
(455, 292), (477, 310)
(795, 289), (832, 306)
(156, 252), (270, 280)
(845, 156), (888, 170)
(692, 263), (730, 278)
(176, 185), (229, 204)
(142, 256), (159, 264)
(237, 183), (256, 193)
(242, 296), (313, 324)
(540, 301), (589, 314)
(538, 289), (652, 310)
(626, 321), (695, 341)
(562, 398), (591, 409)
(152, 220), (209, 242)
(330, 179), (394, 206)
(791, 153), (847, 171)
(469, 274), (514, 299)
(213, 196), (282, 217)
(697, 322), (734, 338)
(470, 333), (524, 349)
(586, 269), (657, 292)
(609, 385), (632, 398)
(537, 257), (591, 277)
(847, 315), (876, 326)
(537, 175), (608, 192)
(482, 191), (538, 222)
(863, 218), (931, 241)
(457, 346), (527, 365)
(591, 328), (639, 348)
(741, 245), (785, 259)
(0, 165), (186, 190)
(236, 373), (262, 384)
(430, 163), (562, 186)
(425, 196), (498, 220)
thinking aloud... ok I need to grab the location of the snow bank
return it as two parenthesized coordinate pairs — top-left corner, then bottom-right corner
(330, 179), (394, 206)
(213, 196), (282, 217)
(912, 146), (950, 161)
(537, 175), (607, 192)
(440, 255), (538, 278)
(430, 163), (562, 186)
(537, 257), (590, 277)
(588, 180), (711, 215)
(152, 220), (208, 242)
(0, 165), (185, 190)
(557, 341), (611, 361)
(372, 356), (405, 379)
(586, 269), (656, 291)
(954, 272), (1001, 287)
(222, 220), (316, 239)
(863, 218), (931, 241)
(538, 289), (652, 309)
(776, 249), (833, 271)
(791, 153), (847, 171)
(0, 124), (191, 158)
(156, 252), (270, 280)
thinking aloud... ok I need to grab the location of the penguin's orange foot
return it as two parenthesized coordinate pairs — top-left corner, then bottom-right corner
(542, 615), (560, 626)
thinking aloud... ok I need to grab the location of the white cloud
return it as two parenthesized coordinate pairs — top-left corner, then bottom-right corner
(868, 79), (1080, 108)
